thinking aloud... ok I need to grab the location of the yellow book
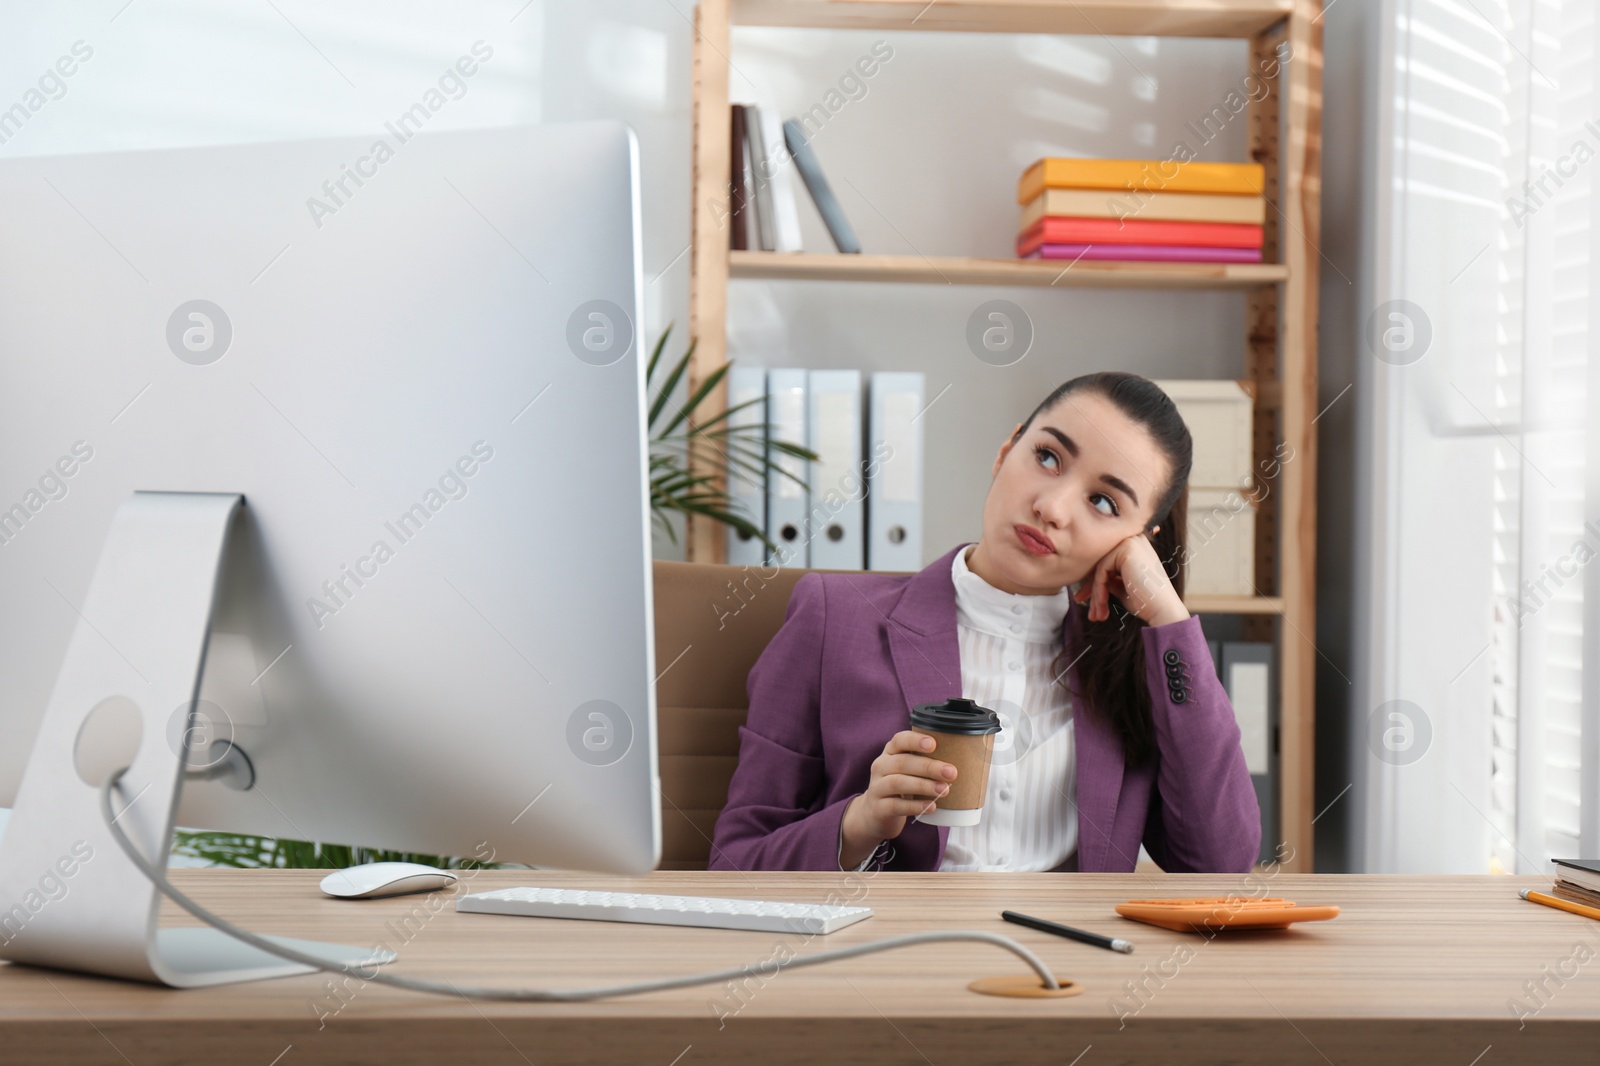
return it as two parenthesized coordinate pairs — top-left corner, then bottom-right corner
(1018, 158), (1265, 204)
(1019, 187), (1266, 229)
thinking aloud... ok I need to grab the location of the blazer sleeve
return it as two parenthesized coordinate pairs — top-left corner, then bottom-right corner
(708, 573), (856, 871)
(1138, 614), (1262, 873)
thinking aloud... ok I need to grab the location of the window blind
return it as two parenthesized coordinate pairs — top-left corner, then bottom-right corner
(1487, 0), (1593, 872)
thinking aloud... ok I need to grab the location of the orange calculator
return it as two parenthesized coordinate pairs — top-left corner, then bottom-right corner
(1115, 896), (1340, 932)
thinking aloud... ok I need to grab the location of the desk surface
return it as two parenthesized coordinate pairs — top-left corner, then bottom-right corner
(2, 869), (1594, 1065)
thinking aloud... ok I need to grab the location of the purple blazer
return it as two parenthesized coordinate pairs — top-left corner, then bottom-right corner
(708, 544), (1261, 873)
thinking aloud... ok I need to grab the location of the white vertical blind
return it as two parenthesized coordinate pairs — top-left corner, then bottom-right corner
(1488, 0), (1592, 871)
(1485, 0), (1531, 873)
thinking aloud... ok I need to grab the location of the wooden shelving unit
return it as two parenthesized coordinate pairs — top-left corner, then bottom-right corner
(687, 0), (1323, 870)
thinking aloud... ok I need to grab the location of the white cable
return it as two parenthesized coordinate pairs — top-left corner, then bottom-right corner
(101, 771), (1062, 1000)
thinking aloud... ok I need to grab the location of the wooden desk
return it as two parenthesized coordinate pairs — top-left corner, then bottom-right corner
(2, 869), (1594, 1064)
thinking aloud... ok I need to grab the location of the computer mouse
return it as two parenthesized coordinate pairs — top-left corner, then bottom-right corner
(319, 861), (459, 899)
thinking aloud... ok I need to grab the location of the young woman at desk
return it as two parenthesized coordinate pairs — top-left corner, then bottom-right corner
(709, 371), (1261, 874)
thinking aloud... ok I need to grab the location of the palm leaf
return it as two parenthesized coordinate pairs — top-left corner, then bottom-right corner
(645, 323), (813, 553)
(645, 323), (672, 381)
(654, 361), (728, 440)
(647, 337), (696, 431)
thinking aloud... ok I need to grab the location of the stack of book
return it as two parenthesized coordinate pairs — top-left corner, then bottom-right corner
(1016, 158), (1266, 264)
(1549, 859), (1600, 908)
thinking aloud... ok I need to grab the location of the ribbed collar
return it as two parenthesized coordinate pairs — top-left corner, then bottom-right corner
(951, 542), (1074, 644)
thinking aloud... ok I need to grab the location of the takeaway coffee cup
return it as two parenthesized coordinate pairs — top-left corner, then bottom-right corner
(907, 698), (1002, 826)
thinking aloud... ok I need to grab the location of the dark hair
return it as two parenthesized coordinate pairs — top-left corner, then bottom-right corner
(1011, 371), (1193, 769)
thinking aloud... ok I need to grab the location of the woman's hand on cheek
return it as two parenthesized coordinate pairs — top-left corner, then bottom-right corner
(1071, 533), (1190, 628)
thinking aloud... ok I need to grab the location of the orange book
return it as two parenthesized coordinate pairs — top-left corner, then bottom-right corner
(1019, 158), (1265, 204)
(1019, 188), (1266, 228)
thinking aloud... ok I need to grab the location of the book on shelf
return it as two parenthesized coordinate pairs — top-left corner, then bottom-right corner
(756, 106), (804, 253)
(740, 107), (767, 251)
(728, 104), (750, 251)
(1024, 243), (1263, 264)
(1018, 157), (1266, 203)
(783, 118), (861, 254)
(1020, 187), (1267, 228)
(1017, 216), (1263, 256)
(743, 105), (775, 252)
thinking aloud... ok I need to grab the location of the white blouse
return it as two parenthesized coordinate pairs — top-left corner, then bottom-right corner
(840, 544), (1079, 871)
(938, 543), (1078, 871)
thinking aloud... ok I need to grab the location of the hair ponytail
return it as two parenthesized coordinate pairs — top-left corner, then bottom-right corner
(1014, 372), (1193, 770)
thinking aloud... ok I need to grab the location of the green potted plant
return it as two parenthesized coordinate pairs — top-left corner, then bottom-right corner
(644, 324), (815, 552)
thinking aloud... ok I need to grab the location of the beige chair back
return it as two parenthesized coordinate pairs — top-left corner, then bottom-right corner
(651, 559), (836, 870)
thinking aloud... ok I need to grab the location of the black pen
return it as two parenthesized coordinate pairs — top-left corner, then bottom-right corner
(1002, 909), (1134, 954)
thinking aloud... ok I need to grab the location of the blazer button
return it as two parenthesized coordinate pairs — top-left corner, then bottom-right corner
(1166, 662), (1184, 678)
(1163, 649), (1181, 666)
(1170, 687), (1187, 704)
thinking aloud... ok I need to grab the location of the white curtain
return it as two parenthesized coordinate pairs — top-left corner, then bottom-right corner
(1362, 0), (1598, 873)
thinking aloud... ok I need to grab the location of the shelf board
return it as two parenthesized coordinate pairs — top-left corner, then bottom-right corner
(729, 250), (1287, 289)
(732, 0), (1294, 38)
(1185, 595), (1285, 615)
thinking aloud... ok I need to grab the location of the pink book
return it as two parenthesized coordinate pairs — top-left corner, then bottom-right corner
(1023, 243), (1264, 263)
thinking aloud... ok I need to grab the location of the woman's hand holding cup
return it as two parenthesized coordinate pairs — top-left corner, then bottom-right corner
(839, 730), (957, 868)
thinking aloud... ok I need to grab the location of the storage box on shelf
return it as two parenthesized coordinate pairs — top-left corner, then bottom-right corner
(1157, 379), (1256, 489)
(1155, 379), (1259, 598)
(1187, 487), (1258, 597)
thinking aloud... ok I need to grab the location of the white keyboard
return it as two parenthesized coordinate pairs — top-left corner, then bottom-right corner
(456, 886), (874, 935)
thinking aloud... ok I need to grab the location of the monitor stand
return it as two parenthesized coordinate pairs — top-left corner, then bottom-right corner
(0, 492), (393, 987)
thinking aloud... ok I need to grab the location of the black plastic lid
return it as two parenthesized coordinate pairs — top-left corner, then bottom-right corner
(909, 697), (1002, 736)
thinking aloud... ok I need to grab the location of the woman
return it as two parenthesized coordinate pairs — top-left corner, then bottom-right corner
(709, 371), (1261, 874)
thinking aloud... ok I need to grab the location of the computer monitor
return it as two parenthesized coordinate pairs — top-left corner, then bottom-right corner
(0, 121), (659, 986)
